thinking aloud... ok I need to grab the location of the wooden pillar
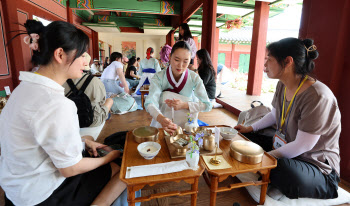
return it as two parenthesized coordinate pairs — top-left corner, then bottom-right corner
(193, 36), (199, 68)
(211, 27), (219, 73)
(66, 0), (73, 24)
(230, 44), (235, 70)
(201, 0), (217, 63)
(92, 31), (99, 61)
(166, 30), (175, 46)
(246, 1), (269, 96)
(1, 0), (23, 88)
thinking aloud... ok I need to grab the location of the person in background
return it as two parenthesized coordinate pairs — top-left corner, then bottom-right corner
(0, 20), (125, 206)
(125, 56), (140, 89)
(122, 56), (129, 74)
(194, 49), (216, 101)
(145, 41), (212, 134)
(101, 52), (130, 95)
(136, 57), (141, 72)
(178, 23), (197, 66)
(90, 59), (100, 74)
(63, 53), (114, 140)
(234, 38), (341, 199)
(159, 44), (172, 70)
(103, 56), (109, 69)
(134, 47), (161, 94)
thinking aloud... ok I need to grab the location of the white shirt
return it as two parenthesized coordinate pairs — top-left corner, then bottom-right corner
(0, 72), (83, 205)
(90, 64), (100, 74)
(101, 61), (123, 80)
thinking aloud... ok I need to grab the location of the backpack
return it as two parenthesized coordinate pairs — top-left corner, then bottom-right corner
(110, 92), (138, 114)
(237, 101), (276, 137)
(66, 74), (94, 128)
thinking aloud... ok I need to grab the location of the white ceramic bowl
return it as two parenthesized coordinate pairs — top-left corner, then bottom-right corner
(220, 127), (238, 140)
(137, 141), (161, 160)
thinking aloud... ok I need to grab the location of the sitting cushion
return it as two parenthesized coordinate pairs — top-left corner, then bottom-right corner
(236, 173), (350, 206)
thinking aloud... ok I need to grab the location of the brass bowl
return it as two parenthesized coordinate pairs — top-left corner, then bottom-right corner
(230, 140), (264, 164)
(170, 134), (190, 155)
(193, 127), (212, 136)
(133, 126), (159, 143)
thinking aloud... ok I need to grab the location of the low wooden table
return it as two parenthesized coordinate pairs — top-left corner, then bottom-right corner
(120, 129), (205, 206)
(200, 127), (277, 206)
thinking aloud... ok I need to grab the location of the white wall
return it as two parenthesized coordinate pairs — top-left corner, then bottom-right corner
(98, 32), (166, 60)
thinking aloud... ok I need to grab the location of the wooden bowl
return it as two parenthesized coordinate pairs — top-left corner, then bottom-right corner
(133, 126), (159, 143)
(170, 134), (190, 155)
(230, 140), (264, 164)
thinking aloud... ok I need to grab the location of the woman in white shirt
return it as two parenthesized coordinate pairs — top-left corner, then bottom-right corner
(101, 52), (130, 94)
(0, 20), (125, 206)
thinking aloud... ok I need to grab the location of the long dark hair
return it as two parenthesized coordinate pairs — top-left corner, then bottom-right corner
(196, 49), (216, 78)
(125, 56), (136, 76)
(267, 38), (319, 76)
(23, 20), (89, 66)
(179, 23), (193, 41)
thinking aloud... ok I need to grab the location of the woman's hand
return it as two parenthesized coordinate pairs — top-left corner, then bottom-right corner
(84, 139), (106, 157)
(165, 99), (189, 110)
(157, 115), (177, 135)
(234, 125), (253, 134)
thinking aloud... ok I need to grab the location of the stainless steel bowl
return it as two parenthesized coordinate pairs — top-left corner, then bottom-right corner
(133, 126), (159, 143)
(229, 140), (264, 164)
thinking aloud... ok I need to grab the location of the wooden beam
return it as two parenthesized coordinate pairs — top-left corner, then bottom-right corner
(166, 30), (175, 46)
(67, 0), (73, 24)
(119, 27), (144, 33)
(182, 0), (203, 23)
(70, 0), (181, 15)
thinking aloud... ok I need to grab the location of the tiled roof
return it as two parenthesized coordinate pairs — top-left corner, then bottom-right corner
(219, 26), (299, 44)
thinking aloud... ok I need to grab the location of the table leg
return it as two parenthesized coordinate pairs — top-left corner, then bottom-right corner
(210, 176), (219, 206)
(191, 177), (199, 206)
(127, 186), (136, 206)
(259, 169), (271, 205)
(141, 93), (145, 109)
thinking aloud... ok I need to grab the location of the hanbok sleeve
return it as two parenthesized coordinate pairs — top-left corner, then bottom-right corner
(139, 60), (144, 76)
(145, 73), (163, 119)
(188, 73), (212, 113)
(154, 59), (161, 73)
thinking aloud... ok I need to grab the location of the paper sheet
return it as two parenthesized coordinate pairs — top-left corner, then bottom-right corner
(125, 160), (191, 179)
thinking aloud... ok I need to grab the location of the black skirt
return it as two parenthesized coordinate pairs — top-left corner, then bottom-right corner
(5, 164), (111, 206)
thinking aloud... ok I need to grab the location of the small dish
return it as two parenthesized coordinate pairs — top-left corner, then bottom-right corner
(220, 127), (238, 140)
(137, 141), (161, 160)
(170, 134), (190, 155)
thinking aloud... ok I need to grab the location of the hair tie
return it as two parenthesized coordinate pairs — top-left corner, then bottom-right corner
(23, 33), (40, 51)
(304, 44), (317, 57)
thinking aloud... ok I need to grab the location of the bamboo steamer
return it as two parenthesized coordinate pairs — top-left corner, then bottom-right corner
(230, 140), (264, 164)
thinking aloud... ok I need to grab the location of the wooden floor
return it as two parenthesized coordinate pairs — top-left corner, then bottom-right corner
(216, 84), (274, 112)
(1, 108), (350, 206)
